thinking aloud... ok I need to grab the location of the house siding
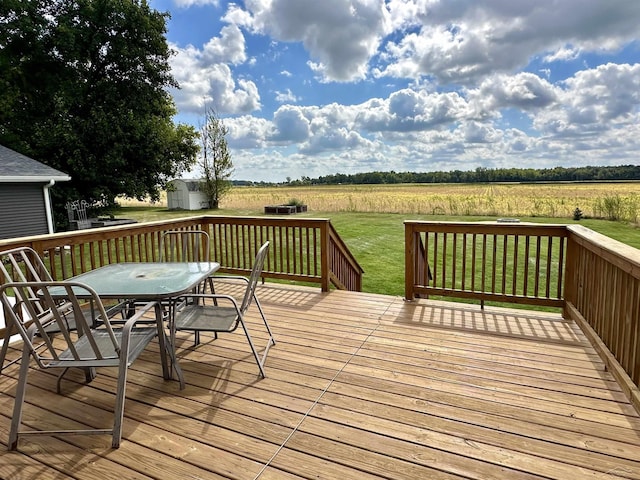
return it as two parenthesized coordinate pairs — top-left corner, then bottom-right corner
(0, 183), (48, 239)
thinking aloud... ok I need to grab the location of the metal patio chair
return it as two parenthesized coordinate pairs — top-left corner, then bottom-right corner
(0, 280), (172, 449)
(0, 247), (131, 373)
(170, 241), (275, 377)
(160, 229), (211, 264)
(160, 229), (215, 294)
(159, 230), (216, 342)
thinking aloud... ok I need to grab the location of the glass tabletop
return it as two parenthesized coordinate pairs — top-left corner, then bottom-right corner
(64, 262), (220, 299)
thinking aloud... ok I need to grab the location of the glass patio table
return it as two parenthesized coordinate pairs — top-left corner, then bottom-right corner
(61, 262), (220, 300)
(52, 261), (220, 388)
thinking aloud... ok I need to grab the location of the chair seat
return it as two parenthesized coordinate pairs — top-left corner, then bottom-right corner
(53, 327), (158, 368)
(175, 305), (238, 332)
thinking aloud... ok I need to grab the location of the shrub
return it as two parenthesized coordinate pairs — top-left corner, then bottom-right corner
(573, 207), (583, 221)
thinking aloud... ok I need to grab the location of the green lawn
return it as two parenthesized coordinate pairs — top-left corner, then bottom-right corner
(118, 206), (639, 298)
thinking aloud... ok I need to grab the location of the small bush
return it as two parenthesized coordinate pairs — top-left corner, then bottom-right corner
(573, 207), (583, 221)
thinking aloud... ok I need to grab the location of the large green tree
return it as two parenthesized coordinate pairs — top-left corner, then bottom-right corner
(0, 0), (198, 225)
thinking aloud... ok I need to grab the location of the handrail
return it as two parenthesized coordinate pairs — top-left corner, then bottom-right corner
(564, 224), (640, 411)
(0, 215), (363, 293)
(405, 221), (568, 307)
(327, 222), (364, 291)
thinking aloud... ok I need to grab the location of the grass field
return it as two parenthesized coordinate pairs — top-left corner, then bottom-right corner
(117, 182), (640, 299)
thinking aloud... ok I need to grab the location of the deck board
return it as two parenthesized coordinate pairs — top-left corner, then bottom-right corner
(1, 282), (640, 479)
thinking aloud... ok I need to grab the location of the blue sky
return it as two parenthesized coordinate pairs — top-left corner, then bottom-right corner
(148, 0), (640, 182)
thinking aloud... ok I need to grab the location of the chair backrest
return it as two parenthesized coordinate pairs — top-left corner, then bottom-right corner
(240, 241), (270, 314)
(160, 230), (210, 262)
(0, 247), (53, 320)
(0, 281), (119, 369)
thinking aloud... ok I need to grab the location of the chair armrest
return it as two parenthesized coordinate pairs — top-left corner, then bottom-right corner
(179, 293), (240, 308)
(211, 275), (250, 284)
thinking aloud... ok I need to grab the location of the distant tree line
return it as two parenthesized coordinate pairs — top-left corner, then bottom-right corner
(266, 165), (640, 186)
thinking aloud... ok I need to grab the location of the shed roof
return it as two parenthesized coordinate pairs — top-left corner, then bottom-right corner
(170, 178), (203, 191)
(0, 144), (71, 183)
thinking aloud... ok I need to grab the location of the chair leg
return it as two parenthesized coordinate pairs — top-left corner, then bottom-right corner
(111, 358), (129, 448)
(0, 331), (11, 374)
(253, 295), (276, 347)
(238, 315), (269, 378)
(8, 344), (31, 450)
(0, 319), (17, 374)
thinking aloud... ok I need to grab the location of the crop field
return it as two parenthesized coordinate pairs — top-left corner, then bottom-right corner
(119, 182), (640, 224)
(121, 181), (640, 223)
(221, 182), (640, 222)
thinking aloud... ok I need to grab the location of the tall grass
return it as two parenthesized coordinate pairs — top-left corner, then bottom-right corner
(594, 194), (640, 222)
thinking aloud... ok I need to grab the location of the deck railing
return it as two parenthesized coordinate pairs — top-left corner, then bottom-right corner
(0, 215), (363, 292)
(563, 225), (640, 410)
(405, 221), (568, 308)
(405, 220), (640, 410)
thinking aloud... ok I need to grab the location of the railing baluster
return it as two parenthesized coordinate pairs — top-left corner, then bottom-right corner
(491, 234), (497, 295)
(512, 235), (519, 297)
(500, 234), (507, 295)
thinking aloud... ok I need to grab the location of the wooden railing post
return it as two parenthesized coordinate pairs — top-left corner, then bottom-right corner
(563, 233), (578, 319)
(320, 220), (331, 292)
(404, 222), (415, 301)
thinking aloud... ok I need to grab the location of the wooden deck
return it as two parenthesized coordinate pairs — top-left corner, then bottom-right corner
(1, 282), (640, 479)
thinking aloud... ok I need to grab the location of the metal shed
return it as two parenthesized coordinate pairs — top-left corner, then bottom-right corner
(0, 145), (70, 239)
(166, 179), (210, 210)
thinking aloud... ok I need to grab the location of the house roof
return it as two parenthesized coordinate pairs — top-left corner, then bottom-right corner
(0, 144), (71, 183)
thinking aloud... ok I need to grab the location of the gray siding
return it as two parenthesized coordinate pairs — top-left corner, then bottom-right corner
(0, 183), (48, 239)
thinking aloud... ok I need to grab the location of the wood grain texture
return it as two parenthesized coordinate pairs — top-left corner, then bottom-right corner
(1, 283), (639, 479)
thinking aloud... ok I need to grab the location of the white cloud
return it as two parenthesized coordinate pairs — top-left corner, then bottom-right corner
(543, 46), (580, 63)
(201, 24), (246, 65)
(533, 63), (640, 136)
(467, 72), (559, 117)
(225, 115), (273, 148)
(300, 127), (373, 154)
(274, 88), (299, 103)
(271, 105), (311, 142)
(234, 0), (392, 81)
(377, 0), (640, 85)
(354, 89), (469, 132)
(458, 121), (502, 144)
(170, 47), (261, 114)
